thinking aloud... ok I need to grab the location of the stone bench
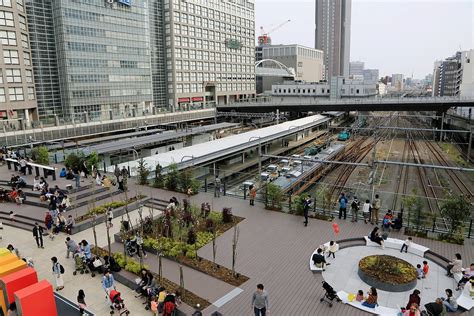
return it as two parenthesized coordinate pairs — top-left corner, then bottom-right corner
(363, 236), (429, 257)
(337, 290), (399, 316)
(309, 242), (339, 272)
(456, 286), (473, 311)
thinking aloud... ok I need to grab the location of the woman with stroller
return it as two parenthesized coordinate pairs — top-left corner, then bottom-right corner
(80, 240), (92, 261)
(102, 270), (116, 296)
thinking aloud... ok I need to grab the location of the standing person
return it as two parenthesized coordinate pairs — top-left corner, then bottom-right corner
(51, 256), (64, 291)
(114, 165), (121, 183)
(362, 199), (371, 224)
(106, 208), (114, 228)
(303, 195), (311, 227)
(82, 161), (89, 179)
(252, 284), (269, 316)
(400, 237), (412, 253)
(338, 192), (348, 220)
(371, 194), (381, 225)
(214, 176), (221, 198)
(350, 196), (360, 222)
(32, 222), (44, 249)
(65, 237), (78, 259)
(73, 168), (81, 188)
(249, 185), (256, 206)
(77, 289), (86, 315)
(66, 215), (75, 235)
(19, 157), (27, 175)
(101, 270), (116, 294)
(80, 240), (92, 260)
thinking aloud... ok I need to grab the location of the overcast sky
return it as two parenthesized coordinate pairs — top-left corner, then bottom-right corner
(255, 0), (473, 79)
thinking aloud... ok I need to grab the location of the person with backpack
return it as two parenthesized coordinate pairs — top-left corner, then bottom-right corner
(51, 256), (64, 291)
(338, 192), (348, 220)
(163, 292), (176, 316)
(350, 196), (360, 222)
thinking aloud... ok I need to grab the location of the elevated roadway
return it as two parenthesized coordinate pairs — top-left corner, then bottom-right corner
(217, 97), (474, 113)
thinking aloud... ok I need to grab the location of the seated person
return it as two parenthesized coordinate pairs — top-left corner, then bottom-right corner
(59, 168), (67, 178)
(39, 177), (48, 191)
(362, 287), (378, 308)
(65, 215), (75, 235)
(391, 213), (403, 230)
(8, 188), (18, 203)
(382, 210), (393, 230)
(135, 269), (153, 296)
(0, 188), (7, 202)
(312, 248), (329, 270)
(103, 255), (121, 272)
(403, 303), (421, 316)
(66, 169), (75, 180)
(441, 289), (458, 312)
(102, 175), (112, 188)
(33, 176), (41, 191)
(355, 290), (364, 302)
(39, 187), (48, 202)
(424, 298), (445, 316)
(406, 289), (421, 310)
(369, 227), (384, 248)
(15, 189), (25, 205)
(456, 262), (474, 291)
(8, 174), (17, 187)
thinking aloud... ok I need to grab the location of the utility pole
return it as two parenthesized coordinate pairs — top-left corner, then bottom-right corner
(468, 126), (473, 163)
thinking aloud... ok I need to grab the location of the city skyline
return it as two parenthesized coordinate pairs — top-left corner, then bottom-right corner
(256, 0), (473, 79)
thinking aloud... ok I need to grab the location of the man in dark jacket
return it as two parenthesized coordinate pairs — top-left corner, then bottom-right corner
(303, 196), (311, 227)
(32, 222), (44, 248)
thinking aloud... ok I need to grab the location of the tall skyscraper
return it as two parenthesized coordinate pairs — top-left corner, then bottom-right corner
(315, 0), (351, 80)
(0, 0), (38, 126)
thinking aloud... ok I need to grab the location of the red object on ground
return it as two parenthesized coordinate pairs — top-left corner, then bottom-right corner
(14, 279), (57, 316)
(332, 222), (340, 235)
(0, 267), (37, 313)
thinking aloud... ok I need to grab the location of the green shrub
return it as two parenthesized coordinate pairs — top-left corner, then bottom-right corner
(208, 211), (223, 224)
(165, 164), (179, 191)
(137, 158), (150, 185)
(64, 152), (85, 170)
(31, 146), (49, 165)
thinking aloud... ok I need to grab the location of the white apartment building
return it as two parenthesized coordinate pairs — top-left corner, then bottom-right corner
(165, 0), (256, 109)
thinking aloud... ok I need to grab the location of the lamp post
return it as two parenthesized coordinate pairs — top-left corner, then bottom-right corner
(249, 136), (262, 177)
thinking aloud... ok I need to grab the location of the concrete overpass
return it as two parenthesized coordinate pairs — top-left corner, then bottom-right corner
(217, 96), (474, 113)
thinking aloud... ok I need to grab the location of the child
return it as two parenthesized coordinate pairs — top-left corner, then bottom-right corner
(9, 211), (15, 222)
(77, 289), (86, 315)
(327, 241), (338, 259)
(422, 261), (429, 277)
(416, 264), (425, 279)
(150, 296), (159, 316)
(356, 290), (364, 302)
(400, 237), (412, 253)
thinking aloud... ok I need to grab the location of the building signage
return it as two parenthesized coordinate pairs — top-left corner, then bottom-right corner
(178, 98), (190, 103)
(191, 97), (204, 102)
(105, 0), (131, 6)
(225, 39), (242, 50)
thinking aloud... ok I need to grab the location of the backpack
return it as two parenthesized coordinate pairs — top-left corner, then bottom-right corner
(163, 301), (175, 316)
(60, 264), (65, 274)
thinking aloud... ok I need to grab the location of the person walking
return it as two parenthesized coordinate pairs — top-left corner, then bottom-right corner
(252, 284), (269, 316)
(32, 222), (44, 249)
(371, 194), (381, 225)
(249, 185), (256, 206)
(44, 211), (54, 240)
(77, 289), (87, 315)
(106, 208), (114, 228)
(51, 256), (64, 291)
(350, 196), (360, 222)
(303, 196), (311, 227)
(102, 270), (116, 295)
(114, 165), (121, 183)
(65, 237), (78, 259)
(362, 199), (371, 224)
(73, 168), (81, 188)
(338, 192), (348, 220)
(214, 176), (221, 198)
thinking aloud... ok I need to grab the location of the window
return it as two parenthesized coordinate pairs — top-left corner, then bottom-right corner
(3, 50), (18, 64)
(0, 0), (12, 7)
(6, 69), (21, 83)
(23, 51), (30, 65)
(18, 15), (26, 30)
(27, 87), (34, 100)
(21, 33), (28, 48)
(0, 30), (16, 45)
(356, 89), (360, 94)
(9, 87), (23, 101)
(0, 88), (5, 102)
(16, 0), (23, 12)
(25, 69), (32, 83)
(0, 11), (14, 26)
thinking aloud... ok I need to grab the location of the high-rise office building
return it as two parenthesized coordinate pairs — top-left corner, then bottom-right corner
(392, 73), (404, 91)
(165, 0), (256, 108)
(349, 61), (364, 77)
(1, 0), (38, 126)
(432, 52), (463, 97)
(26, 0), (154, 118)
(315, 0), (351, 79)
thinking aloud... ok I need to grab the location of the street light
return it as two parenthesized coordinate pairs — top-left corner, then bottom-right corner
(249, 136), (262, 177)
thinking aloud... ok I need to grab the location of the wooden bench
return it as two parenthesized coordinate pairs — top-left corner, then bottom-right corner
(337, 290), (399, 316)
(364, 236), (429, 257)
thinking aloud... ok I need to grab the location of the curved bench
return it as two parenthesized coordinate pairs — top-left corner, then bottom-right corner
(337, 290), (399, 316)
(363, 236), (429, 257)
(310, 238), (365, 272)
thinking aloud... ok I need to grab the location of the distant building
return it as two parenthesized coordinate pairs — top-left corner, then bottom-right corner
(377, 82), (387, 96)
(349, 61), (364, 77)
(258, 44), (324, 93)
(315, 0), (351, 79)
(432, 52), (463, 97)
(363, 69), (379, 83)
(272, 77), (376, 100)
(460, 50), (474, 98)
(391, 74), (404, 91)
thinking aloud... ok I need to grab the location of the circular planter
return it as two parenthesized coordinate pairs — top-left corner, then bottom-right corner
(358, 255), (417, 292)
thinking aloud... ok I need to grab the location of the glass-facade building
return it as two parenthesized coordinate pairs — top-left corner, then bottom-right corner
(26, 0), (155, 118)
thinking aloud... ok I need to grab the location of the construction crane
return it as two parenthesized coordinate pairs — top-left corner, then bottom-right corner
(258, 19), (291, 46)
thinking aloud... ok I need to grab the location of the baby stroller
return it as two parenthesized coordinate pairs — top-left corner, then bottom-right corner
(109, 290), (130, 315)
(320, 281), (340, 307)
(125, 238), (138, 257)
(73, 252), (90, 275)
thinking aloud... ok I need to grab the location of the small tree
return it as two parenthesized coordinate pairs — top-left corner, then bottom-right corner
(212, 229), (218, 269)
(86, 151), (100, 171)
(178, 168), (194, 193)
(231, 225), (239, 277)
(165, 163), (179, 191)
(293, 193), (310, 215)
(153, 164), (164, 188)
(266, 183), (283, 209)
(64, 152), (85, 170)
(315, 184), (331, 214)
(136, 158), (150, 185)
(31, 146), (49, 165)
(440, 195), (471, 234)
